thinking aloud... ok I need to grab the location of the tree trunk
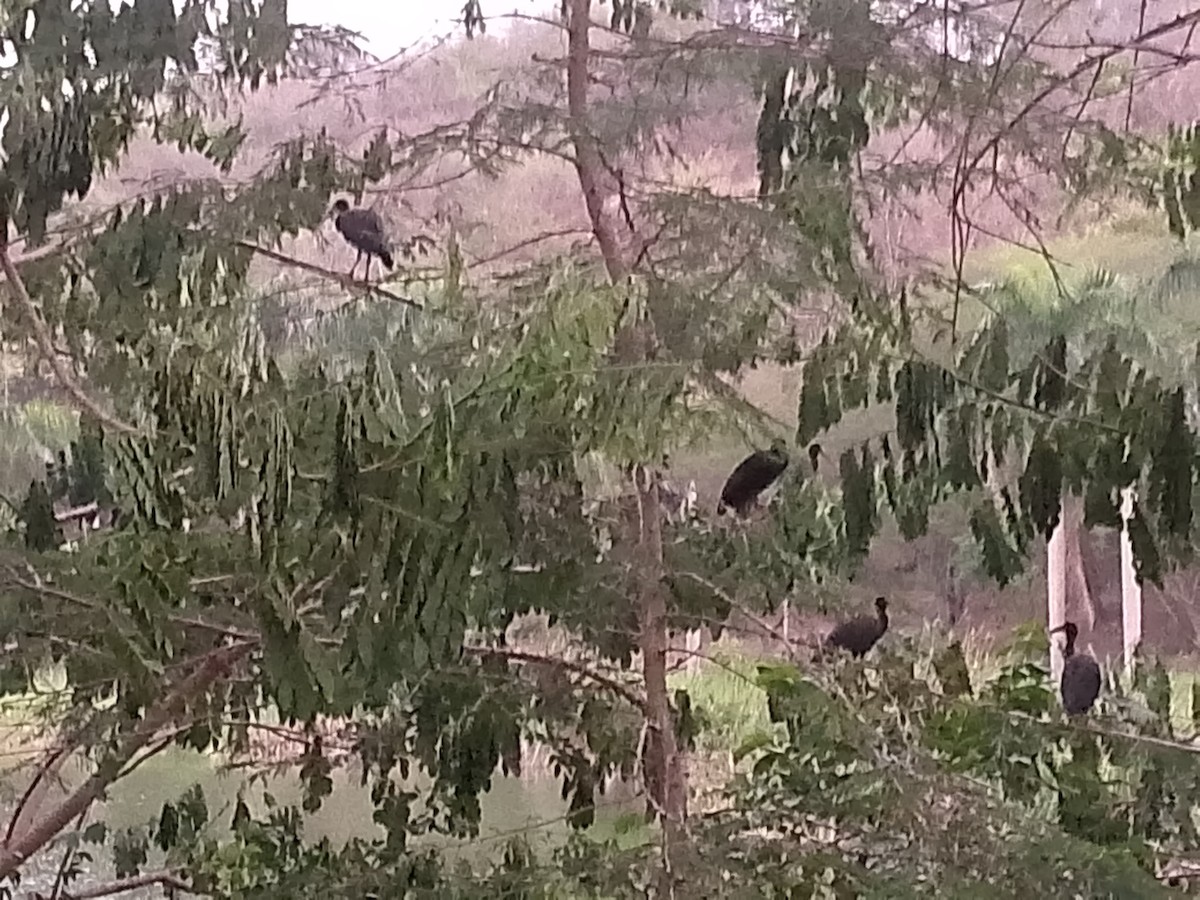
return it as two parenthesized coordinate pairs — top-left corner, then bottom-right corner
(1047, 506), (1067, 683)
(563, 0), (686, 846)
(1120, 487), (1143, 672)
(1062, 496), (1098, 630)
(632, 466), (688, 822)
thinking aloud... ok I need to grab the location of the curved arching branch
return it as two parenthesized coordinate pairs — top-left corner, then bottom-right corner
(0, 241), (140, 436)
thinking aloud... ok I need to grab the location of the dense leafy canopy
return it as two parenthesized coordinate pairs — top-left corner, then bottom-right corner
(6, 0), (1200, 896)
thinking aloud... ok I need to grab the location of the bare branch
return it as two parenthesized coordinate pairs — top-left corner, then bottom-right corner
(964, 9), (1200, 184)
(467, 228), (593, 269)
(5, 748), (69, 849)
(0, 242), (139, 436)
(673, 571), (799, 662)
(0, 643), (253, 877)
(54, 869), (190, 899)
(232, 240), (424, 309)
(466, 645), (646, 712)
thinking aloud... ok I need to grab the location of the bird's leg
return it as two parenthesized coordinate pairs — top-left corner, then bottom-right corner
(348, 250), (362, 280)
(363, 255), (372, 283)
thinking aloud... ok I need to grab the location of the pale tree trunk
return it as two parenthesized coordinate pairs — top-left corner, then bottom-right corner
(683, 628), (705, 674)
(1047, 508), (1067, 683)
(1120, 487), (1143, 673)
(563, 0), (687, 855)
(1062, 496), (1098, 630)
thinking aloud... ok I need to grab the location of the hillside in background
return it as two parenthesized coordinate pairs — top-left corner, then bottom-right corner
(10, 9), (1200, 663)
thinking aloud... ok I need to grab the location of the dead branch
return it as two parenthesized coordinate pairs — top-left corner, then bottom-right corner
(0, 240), (67, 273)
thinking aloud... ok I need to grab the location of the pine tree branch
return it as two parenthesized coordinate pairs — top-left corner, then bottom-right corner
(0, 242), (139, 436)
(0, 566), (259, 643)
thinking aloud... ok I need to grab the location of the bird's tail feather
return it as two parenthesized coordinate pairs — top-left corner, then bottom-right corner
(380, 251), (395, 269)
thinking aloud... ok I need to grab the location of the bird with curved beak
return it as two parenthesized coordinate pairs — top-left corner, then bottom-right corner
(330, 198), (395, 283)
(1049, 621), (1101, 715)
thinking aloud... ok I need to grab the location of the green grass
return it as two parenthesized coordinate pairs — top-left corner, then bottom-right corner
(668, 627), (1200, 760)
(668, 649), (773, 753)
(0, 399), (78, 502)
(959, 208), (1183, 285)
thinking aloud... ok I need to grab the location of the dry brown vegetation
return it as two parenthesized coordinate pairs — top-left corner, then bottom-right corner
(26, 7), (1200, 668)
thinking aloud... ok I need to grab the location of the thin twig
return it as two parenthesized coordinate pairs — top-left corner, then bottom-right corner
(673, 571), (799, 662)
(1125, 0), (1150, 132)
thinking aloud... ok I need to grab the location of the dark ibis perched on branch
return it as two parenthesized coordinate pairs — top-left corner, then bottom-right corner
(331, 199), (395, 282)
(825, 596), (889, 658)
(718, 438), (789, 516)
(1050, 621), (1100, 715)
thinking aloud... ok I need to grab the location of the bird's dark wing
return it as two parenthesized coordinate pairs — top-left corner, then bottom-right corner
(825, 622), (852, 647)
(826, 616), (869, 650)
(1077, 657), (1101, 696)
(336, 209), (392, 256)
(720, 451), (784, 506)
(352, 208), (385, 237)
(1061, 656), (1101, 713)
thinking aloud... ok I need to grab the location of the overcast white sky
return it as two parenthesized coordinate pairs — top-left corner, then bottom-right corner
(0, 1), (556, 77)
(287, 0), (555, 59)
